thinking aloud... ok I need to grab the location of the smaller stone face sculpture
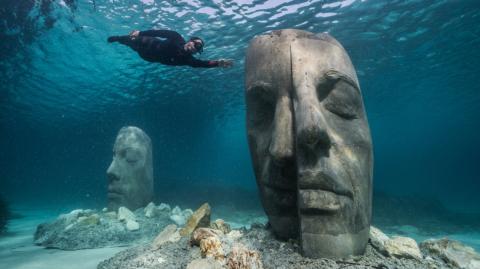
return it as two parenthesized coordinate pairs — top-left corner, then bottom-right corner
(107, 126), (153, 211)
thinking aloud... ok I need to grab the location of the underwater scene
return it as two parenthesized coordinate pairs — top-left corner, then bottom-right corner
(1, 0), (480, 268)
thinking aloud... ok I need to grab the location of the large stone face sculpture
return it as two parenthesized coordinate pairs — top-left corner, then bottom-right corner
(245, 29), (373, 258)
(107, 126), (153, 211)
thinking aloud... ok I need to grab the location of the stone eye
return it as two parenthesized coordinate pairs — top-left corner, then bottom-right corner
(322, 80), (361, 120)
(247, 86), (275, 128)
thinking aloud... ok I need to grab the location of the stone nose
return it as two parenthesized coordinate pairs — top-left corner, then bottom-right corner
(106, 162), (120, 183)
(297, 124), (331, 151)
(269, 96), (294, 165)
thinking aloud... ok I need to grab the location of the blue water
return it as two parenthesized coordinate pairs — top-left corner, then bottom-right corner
(1, 0), (479, 244)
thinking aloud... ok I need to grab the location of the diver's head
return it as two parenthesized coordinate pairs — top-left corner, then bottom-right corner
(184, 37), (204, 54)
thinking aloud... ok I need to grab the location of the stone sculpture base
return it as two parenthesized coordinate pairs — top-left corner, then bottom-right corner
(97, 224), (471, 269)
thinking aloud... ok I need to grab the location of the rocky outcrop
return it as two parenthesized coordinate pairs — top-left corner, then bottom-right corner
(369, 226), (422, 260)
(34, 204), (176, 250)
(420, 238), (480, 269)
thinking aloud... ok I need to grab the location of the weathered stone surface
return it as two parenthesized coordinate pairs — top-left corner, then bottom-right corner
(186, 258), (223, 269)
(226, 243), (263, 269)
(118, 206), (135, 222)
(77, 214), (100, 226)
(420, 238), (480, 269)
(369, 226), (389, 254)
(200, 236), (224, 260)
(191, 228), (223, 246)
(170, 206), (193, 226)
(125, 219), (140, 231)
(107, 126), (153, 211)
(98, 225), (463, 269)
(158, 203), (171, 212)
(385, 236), (422, 260)
(245, 29), (373, 258)
(180, 203), (211, 237)
(151, 224), (179, 250)
(144, 202), (159, 218)
(210, 219), (231, 234)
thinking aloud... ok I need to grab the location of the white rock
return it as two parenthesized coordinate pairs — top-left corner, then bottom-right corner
(59, 209), (83, 225)
(158, 203), (171, 212)
(102, 207), (108, 212)
(125, 219), (140, 231)
(151, 224), (180, 250)
(420, 238), (480, 269)
(384, 236), (422, 260)
(369, 226), (389, 254)
(171, 206), (182, 215)
(118, 206), (136, 222)
(170, 214), (187, 226)
(227, 230), (243, 240)
(144, 202), (159, 218)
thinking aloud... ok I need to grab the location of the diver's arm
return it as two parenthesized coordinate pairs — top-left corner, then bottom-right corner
(188, 58), (233, 68)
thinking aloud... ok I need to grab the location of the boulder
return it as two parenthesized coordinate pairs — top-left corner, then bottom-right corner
(420, 238), (480, 269)
(77, 214), (100, 226)
(191, 228), (223, 246)
(384, 236), (422, 260)
(118, 207), (135, 222)
(369, 226), (389, 254)
(180, 203), (211, 237)
(226, 243), (263, 269)
(125, 219), (140, 231)
(151, 224), (180, 250)
(158, 203), (171, 212)
(200, 236), (224, 260)
(210, 219), (231, 234)
(144, 202), (160, 218)
(169, 206), (193, 226)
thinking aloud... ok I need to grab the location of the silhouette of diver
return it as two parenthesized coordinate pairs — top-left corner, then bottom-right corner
(108, 29), (233, 68)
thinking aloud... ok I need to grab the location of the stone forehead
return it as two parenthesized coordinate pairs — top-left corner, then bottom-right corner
(248, 29), (359, 89)
(115, 126), (151, 148)
(257, 29), (344, 51)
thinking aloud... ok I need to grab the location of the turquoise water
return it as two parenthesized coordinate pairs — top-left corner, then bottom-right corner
(1, 0), (480, 253)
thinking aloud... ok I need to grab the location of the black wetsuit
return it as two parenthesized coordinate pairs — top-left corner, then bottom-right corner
(109, 30), (219, 68)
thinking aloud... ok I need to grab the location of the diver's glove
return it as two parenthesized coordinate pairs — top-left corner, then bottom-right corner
(217, 59), (234, 68)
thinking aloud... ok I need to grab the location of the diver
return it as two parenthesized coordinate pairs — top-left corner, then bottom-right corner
(108, 29), (233, 68)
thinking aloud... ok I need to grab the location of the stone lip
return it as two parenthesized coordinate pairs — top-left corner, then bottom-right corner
(97, 225), (469, 269)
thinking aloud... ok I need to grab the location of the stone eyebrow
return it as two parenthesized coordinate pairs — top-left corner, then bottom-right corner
(323, 69), (360, 93)
(246, 81), (273, 93)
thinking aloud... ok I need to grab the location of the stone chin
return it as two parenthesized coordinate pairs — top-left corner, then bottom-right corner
(245, 29), (373, 258)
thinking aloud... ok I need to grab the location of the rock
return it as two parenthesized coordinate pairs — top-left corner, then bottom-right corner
(58, 209), (84, 225)
(151, 224), (180, 250)
(102, 207), (108, 212)
(158, 203), (171, 212)
(226, 243), (263, 269)
(104, 211), (117, 219)
(77, 214), (100, 226)
(420, 238), (480, 269)
(144, 202), (160, 218)
(125, 219), (140, 231)
(210, 219), (231, 234)
(118, 207), (135, 222)
(369, 226), (389, 254)
(169, 206), (193, 226)
(191, 228), (223, 246)
(179, 203), (211, 237)
(200, 236), (224, 260)
(226, 230), (242, 241)
(186, 258), (223, 269)
(384, 236), (422, 260)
